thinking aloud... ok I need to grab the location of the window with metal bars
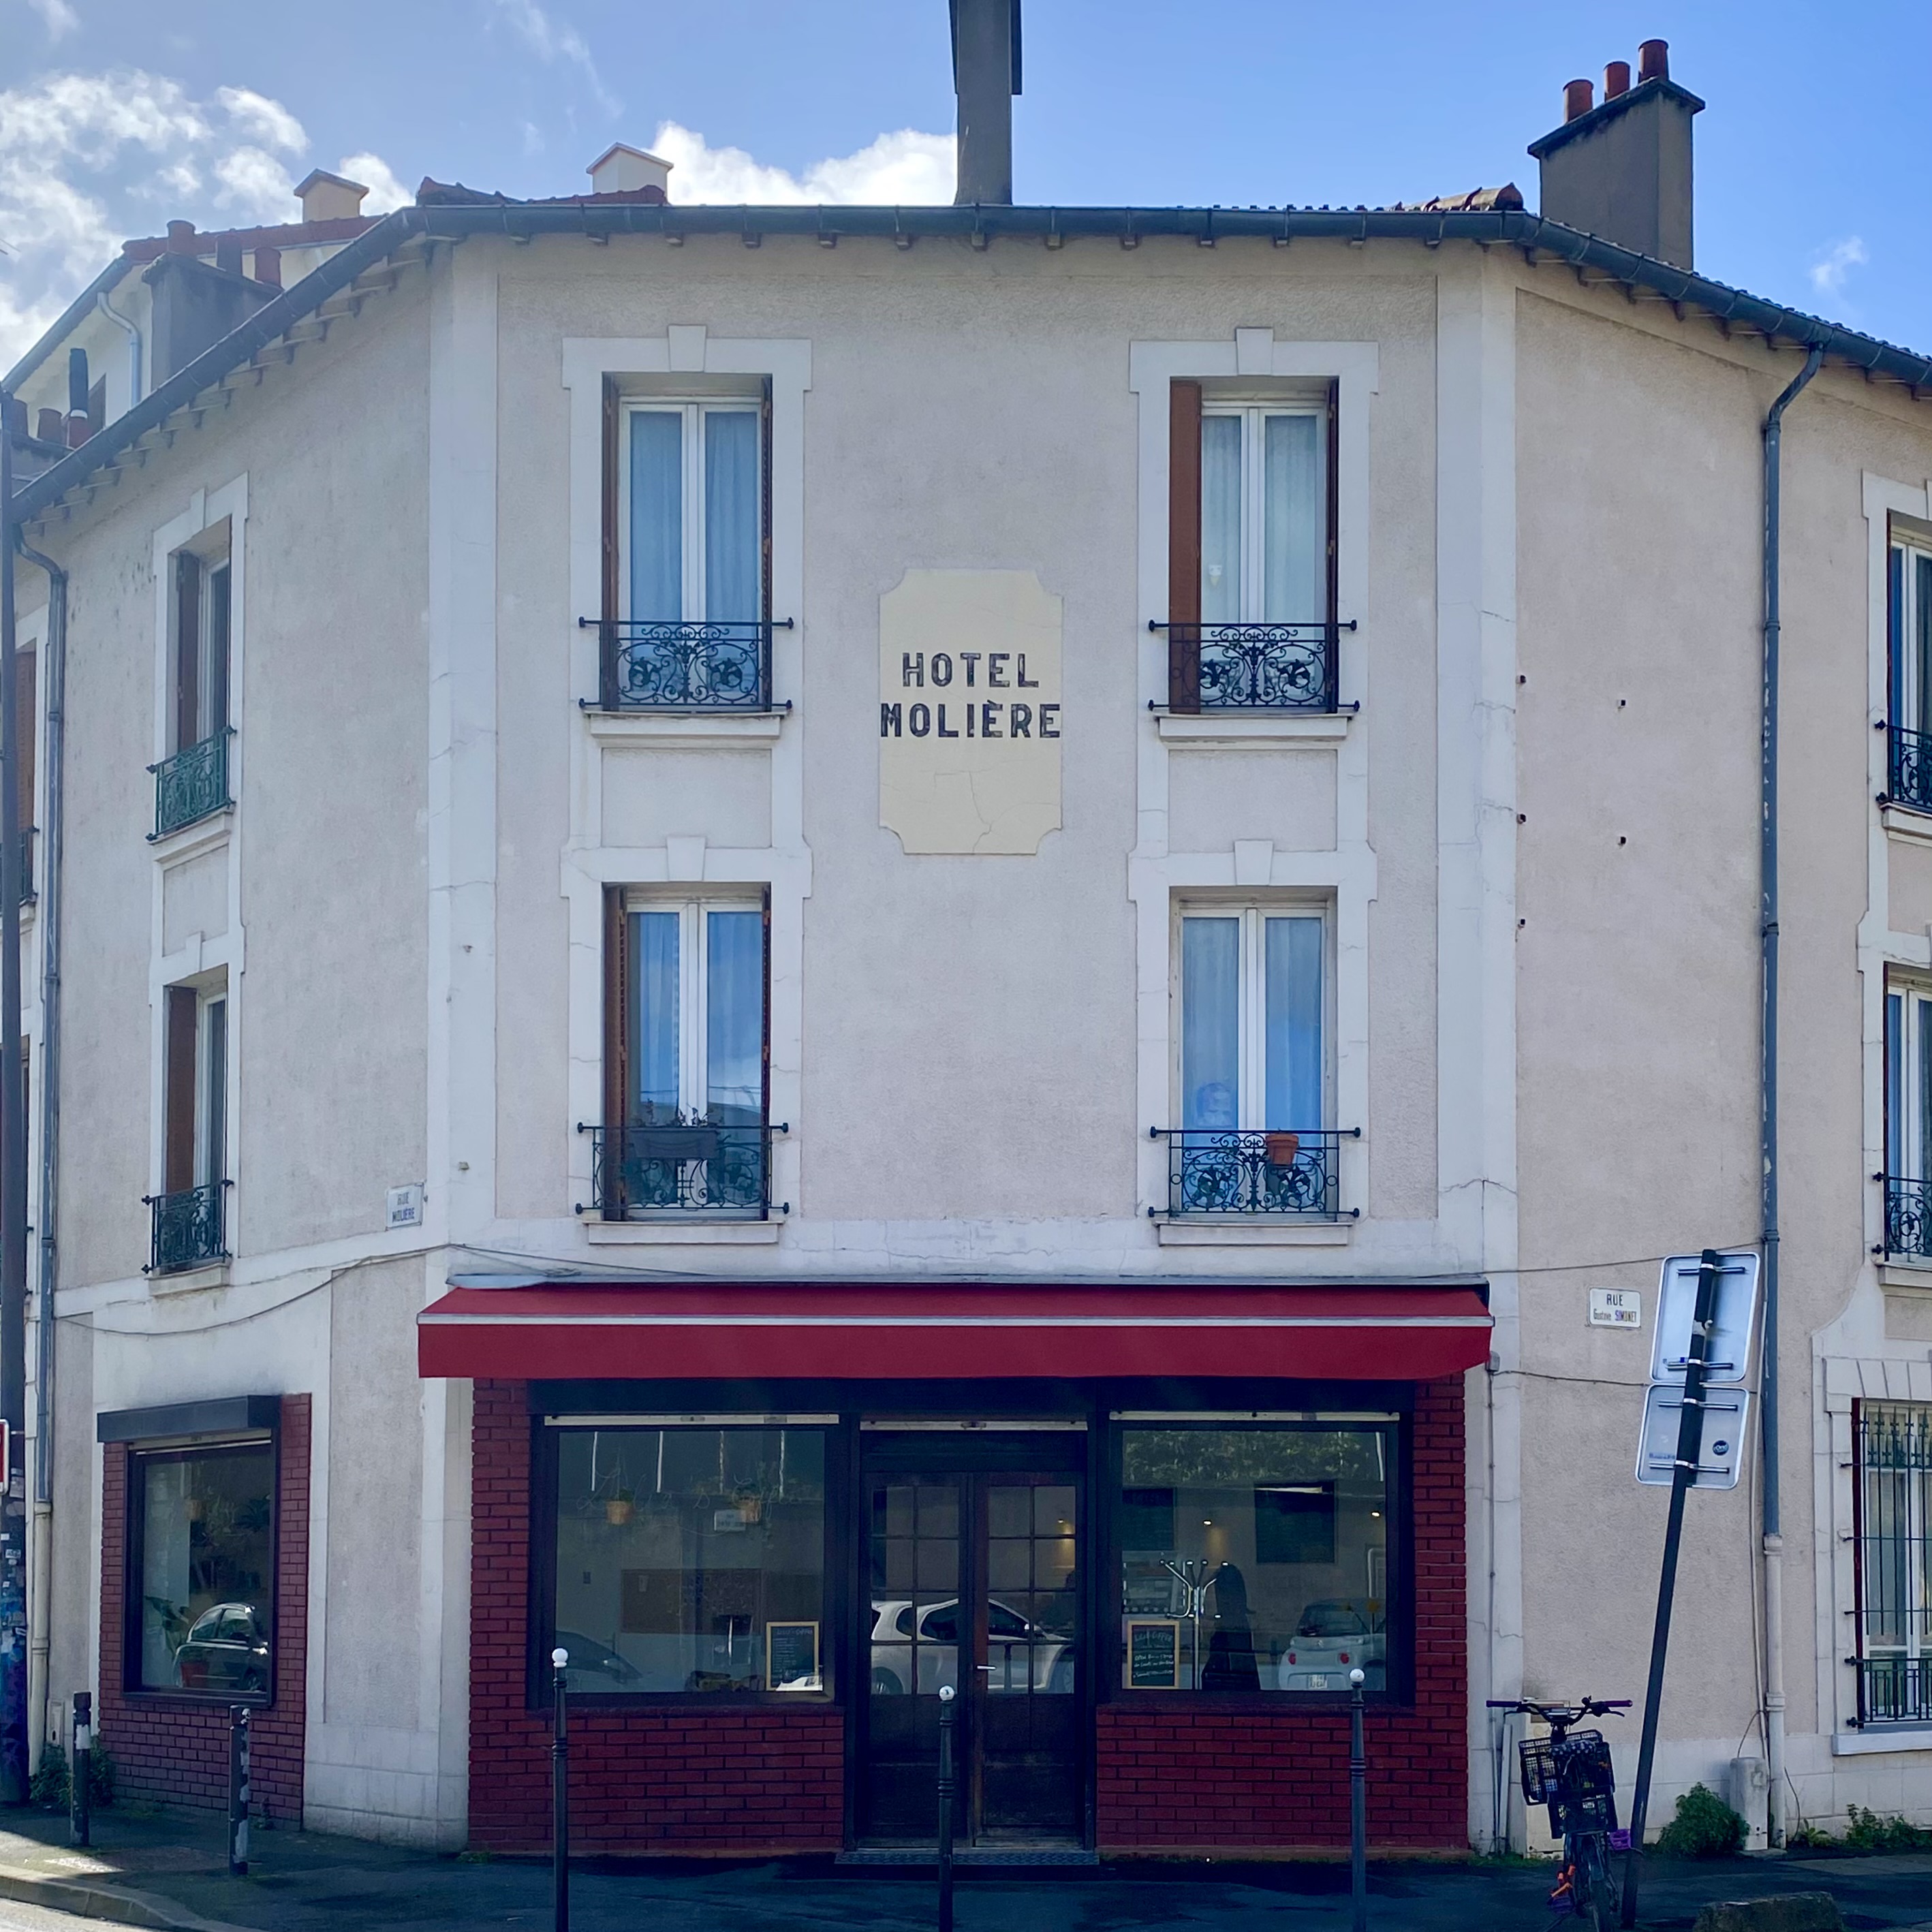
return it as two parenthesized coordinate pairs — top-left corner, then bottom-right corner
(1854, 1402), (1932, 1725)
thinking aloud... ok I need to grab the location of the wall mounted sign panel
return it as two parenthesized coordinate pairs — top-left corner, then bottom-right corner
(1649, 1251), (1759, 1387)
(1634, 1384), (1751, 1491)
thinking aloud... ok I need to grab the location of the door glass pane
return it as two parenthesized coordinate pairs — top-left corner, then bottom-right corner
(1262, 413), (1324, 622)
(1181, 916), (1240, 1129)
(1890, 548), (1906, 730)
(1264, 916), (1323, 1129)
(629, 911), (679, 1121)
(198, 998), (226, 1187)
(1889, 992), (1904, 1177)
(1200, 415), (1243, 624)
(204, 565), (231, 738)
(705, 910), (763, 1125)
(628, 410), (683, 621)
(704, 410), (760, 622)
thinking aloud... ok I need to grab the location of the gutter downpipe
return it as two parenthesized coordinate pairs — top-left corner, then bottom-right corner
(12, 523), (63, 1779)
(1761, 341), (1822, 1849)
(95, 290), (141, 408)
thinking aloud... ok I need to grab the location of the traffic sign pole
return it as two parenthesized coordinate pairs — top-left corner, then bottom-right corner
(1620, 1249), (1725, 1927)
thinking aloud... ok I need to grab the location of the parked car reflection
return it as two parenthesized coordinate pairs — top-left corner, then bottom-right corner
(555, 1629), (643, 1691)
(1275, 1598), (1386, 1691)
(869, 1598), (1074, 1694)
(174, 1602), (270, 1693)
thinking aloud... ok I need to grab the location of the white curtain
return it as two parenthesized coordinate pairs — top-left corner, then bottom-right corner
(628, 411), (683, 621)
(704, 409), (760, 622)
(1264, 916), (1323, 1129)
(1200, 415), (1243, 625)
(1181, 917), (1240, 1128)
(1263, 413), (1324, 622)
(629, 910), (679, 1120)
(706, 909), (764, 1123)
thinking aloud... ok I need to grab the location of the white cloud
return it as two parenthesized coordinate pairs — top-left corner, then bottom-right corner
(491, 0), (617, 116)
(1809, 235), (1866, 307)
(339, 151), (410, 215)
(27, 0), (79, 40)
(216, 85), (306, 155)
(212, 145), (296, 222)
(649, 123), (954, 206)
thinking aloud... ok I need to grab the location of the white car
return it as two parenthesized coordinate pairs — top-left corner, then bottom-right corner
(869, 1598), (1075, 1694)
(1275, 1598), (1386, 1692)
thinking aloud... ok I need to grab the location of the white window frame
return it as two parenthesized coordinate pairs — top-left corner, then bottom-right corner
(1886, 978), (1932, 1181)
(1172, 897), (1333, 1132)
(618, 399), (764, 625)
(1199, 396), (1329, 624)
(622, 888), (766, 1123)
(193, 986), (228, 1188)
(1854, 1401), (1931, 1702)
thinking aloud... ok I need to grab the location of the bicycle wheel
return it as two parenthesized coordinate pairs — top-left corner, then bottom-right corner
(1568, 1831), (1618, 1931)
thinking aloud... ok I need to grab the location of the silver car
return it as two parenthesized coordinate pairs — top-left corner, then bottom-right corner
(869, 1598), (1074, 1694)
(1275, 1598), (1386, 1691)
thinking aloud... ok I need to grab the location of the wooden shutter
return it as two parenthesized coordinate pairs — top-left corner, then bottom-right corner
(602, 887), (629, 1210)
(600, 378), (620, 623)
(14, 650), (33, 837)
(1168, 379), (1202, 713)
(173, 553), (200, 753)
(206, 565), (232, 737)
(163, 986), (198, 1194)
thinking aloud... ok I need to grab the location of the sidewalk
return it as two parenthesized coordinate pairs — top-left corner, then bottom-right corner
(0, 1807), (1927, 1932)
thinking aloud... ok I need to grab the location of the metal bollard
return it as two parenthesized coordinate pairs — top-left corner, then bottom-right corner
(1349, 1667), (1367, 1932)
(937, 1683), (956, 1932)
(228, 1704), (250, 1876)
(69, 1692), (91, 1848)
(552, 1647), (570, 1932)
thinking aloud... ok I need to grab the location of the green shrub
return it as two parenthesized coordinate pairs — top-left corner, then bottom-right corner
(1785, 1818), (1837, 1852)
(1655, 1782), (1747, 1858)
(28, 1743), (114, 1812)
(1843, 1805), (1932, 1853)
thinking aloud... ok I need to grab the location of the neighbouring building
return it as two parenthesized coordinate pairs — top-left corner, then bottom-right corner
(3, 12), (1930, 1860)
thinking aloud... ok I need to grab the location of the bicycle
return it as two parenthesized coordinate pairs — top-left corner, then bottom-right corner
(1487, 1696), (1632, 1930)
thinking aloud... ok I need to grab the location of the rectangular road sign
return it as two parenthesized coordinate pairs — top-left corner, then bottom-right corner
(1634, 1384), (1751, 1490)
(1650, 1251), (1759, 1388)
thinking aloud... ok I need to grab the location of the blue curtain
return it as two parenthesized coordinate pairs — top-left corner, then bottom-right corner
(1263, 413), (1324, 623)
(706, 909), (764, 1123)
(629, 411), (683, 621)
(630, 911), (679, 1121)
(1182, 918), (1240, 1129)
(704, 410), (760, 622)
(1200, 416), (1243, 625)
(1264, 916), (1322, 1129)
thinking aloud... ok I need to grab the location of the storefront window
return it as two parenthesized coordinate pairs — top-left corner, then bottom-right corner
(1118, 1423), (1393, 1693)
(552, 1427), (827, 1695)
(132, 1442), (275, 1696)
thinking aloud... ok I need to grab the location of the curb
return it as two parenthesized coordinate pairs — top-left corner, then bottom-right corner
(0, 1860), (258, 1932)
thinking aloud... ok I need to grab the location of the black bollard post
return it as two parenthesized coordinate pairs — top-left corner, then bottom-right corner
(227, 1704), (250, 1876)
(69, 1692), (91, 1848)
(552, 1646), (570, 1932)
(937, 1683), (956, 1932)
(1349, 1667), (1367, 1932)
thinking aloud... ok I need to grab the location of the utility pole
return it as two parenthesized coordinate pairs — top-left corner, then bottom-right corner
(0, 396), (29, 1803)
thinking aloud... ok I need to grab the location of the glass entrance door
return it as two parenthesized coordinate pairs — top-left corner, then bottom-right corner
(860, 1467), (1082, 1845)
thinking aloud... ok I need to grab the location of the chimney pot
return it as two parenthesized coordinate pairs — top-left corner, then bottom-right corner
(293, 169), (369, 223)
(35, 408), (63, 443)
(215, 238), (244, 278)
(166, 219), (197, 254)
(1638, 38), (1669, 83)
(1604, 60), (1631, 99)
(586, 143), (672, 199)
(1563, 78), (1595, 121)
(65, 412), (90, 449)
(953, 0), (1019, 206)
(251, 245), (281, 289)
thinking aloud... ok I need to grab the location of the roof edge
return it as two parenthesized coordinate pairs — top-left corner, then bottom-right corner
(1527, 74), (1707, 162)
(3, 253), (136, 394)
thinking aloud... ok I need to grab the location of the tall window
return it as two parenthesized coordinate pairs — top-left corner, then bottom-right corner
(1118, 1421), (1396, 1695)
(1179, 905), (1324, 1132)
(601, 892), (769, 1215)
(155, 981), (228, 1271)
(549, 1424), (827, 1696)
(1855, 1403), (1931, 1724)
(1200, 402), (1329, 625)
(129, 1439), (275, 1697)
(155, 547), (232, 836)
(1884, 982), (1932, 1259)
(624, 402), (762, 623)
(1890, 535), (1932, 811)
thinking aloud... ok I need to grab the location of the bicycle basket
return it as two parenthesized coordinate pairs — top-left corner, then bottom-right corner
(1516, 1735), (1557, 1807)
(1550, 1730), (1619, 1836)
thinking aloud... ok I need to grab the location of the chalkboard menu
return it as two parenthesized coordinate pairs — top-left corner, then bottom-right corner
(766, 1620), (821, 1691)
(1126, 1617), (1182, 1689)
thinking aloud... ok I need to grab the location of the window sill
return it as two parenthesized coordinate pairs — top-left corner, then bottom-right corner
(148, 807), (233, 863)
(1832, 1726), (1932, 1756)
(1156, 712), (1351, 749)
(584, 1219), (783, 1246)
(1881, 803), (1932, 848)
(1877, 1261), (1932, 1289)
(1154, 1218), (1355, 1247)
(148, 1260), (232, 1294)
(585, 710), (785, 748)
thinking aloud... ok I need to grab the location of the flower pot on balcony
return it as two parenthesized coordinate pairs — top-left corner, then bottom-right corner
(1263, 1132), (1301, 1168)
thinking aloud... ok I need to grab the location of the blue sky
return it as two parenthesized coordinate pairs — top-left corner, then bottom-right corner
(2, 0), (1926, 367)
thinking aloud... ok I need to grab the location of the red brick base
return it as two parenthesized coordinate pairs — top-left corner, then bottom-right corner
(98, 1395), (310, 1822)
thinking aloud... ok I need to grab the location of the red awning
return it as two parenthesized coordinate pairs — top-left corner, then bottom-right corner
(416, 1281), (1490, 1382)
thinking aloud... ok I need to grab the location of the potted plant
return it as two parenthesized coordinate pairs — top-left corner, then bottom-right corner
(604, 1488), (635, 1526)
(1263, 1131), (1300, 1168)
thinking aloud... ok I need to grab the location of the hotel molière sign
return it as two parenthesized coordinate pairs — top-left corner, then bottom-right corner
(878, 569), (1063, 856)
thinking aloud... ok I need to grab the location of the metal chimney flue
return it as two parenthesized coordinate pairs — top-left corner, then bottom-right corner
(952, 0), (1020, 206)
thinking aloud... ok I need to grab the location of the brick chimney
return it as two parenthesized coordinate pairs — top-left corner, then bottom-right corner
(1527, 39), (1703, 269)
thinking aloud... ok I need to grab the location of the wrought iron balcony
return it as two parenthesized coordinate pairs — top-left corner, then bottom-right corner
(17, 827), (33, 905)
(1152, 1127), (1358, 1219)
(1889, 725), (1932, 814)
(144, 1181), (228, 1275)
(580, 1118), (779, 1218)
(582, 617), (792, 712)
(1150, 620), (1353, 714)
(1858, 1655), (1931, 1726)
(1884, 1174), (1932, 1259)
(149, 729), (232, 839)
